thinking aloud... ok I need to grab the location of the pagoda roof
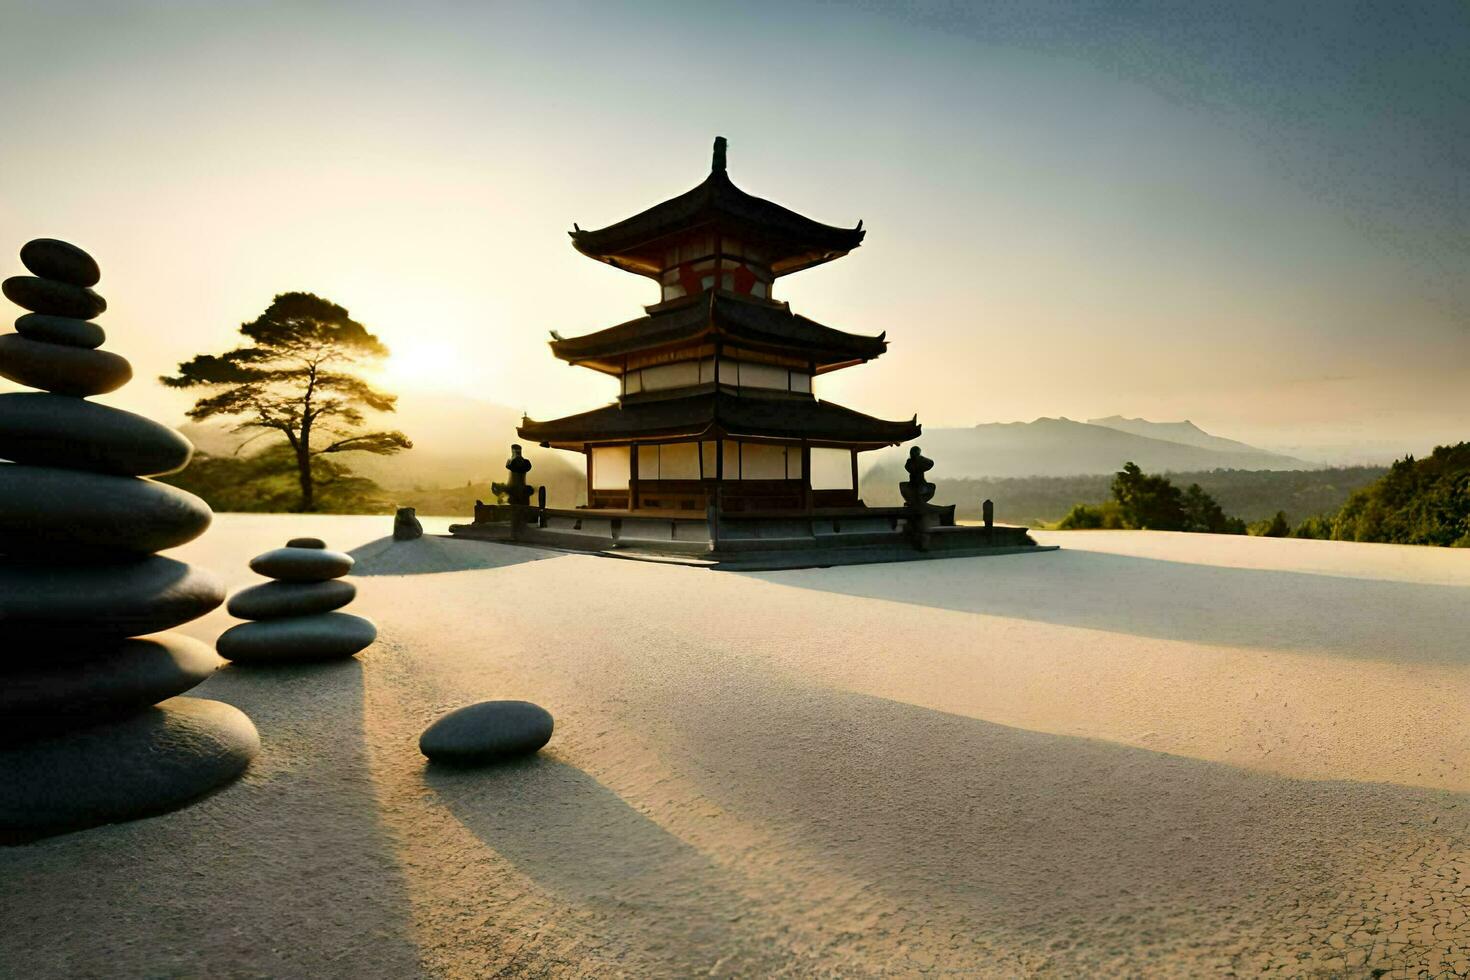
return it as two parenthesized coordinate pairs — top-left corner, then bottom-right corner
(550, 291), (886, 374)
(519, 388), (920, 450)
(570, 137), (865, 278)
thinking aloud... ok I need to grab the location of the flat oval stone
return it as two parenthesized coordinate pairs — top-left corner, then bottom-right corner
(249, 547), (353, 582)
(14, 312), (105, 349)
(0, 465), (212, 557)
(0, 556), (225, 644)
(216, 612), (376, 663)
(0, 697), (258, 843)
(227, 579), (356, 620)
(1, 276), (106, 319)
(0, 333), (131, 396)
(0, 393), (193, 475)
(285, 537), (326, 549)
(420, 700), (554, 764)
(0, 633), (219, 734)
(19, 239), (101, 287)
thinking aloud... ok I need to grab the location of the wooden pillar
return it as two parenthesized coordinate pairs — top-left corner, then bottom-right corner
(629, 442), (640, 511)
(850, 448), (859, 505)
(584, 444), (593, 508)
(801, 441), (812, 510)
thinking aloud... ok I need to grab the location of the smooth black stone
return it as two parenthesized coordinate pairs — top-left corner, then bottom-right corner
(249, 547), (353, 582)
(0, 393), (193, 476)
(14, 313), (105, 349)
(216, 612), (376, 663)
(0, 633), (219, 737)
(285, 537), (326, 549)
(419, 700), (554, 764)
(1, 276), (106, 319)
(0, 465), (211, 557)
(0, 697), (258, 843)
(227, 579), (356, 620)
(19, 239), (101, 287)
(0, 334), (131, 396)
(0, 556), (224, 644)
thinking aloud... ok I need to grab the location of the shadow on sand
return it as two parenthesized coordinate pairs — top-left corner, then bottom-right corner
(749, 549), (1470, 664)
(424, 755), (796, 973)
(0, 658), (426, 979)
(348, 534), (559, 576)
(651, 676), (1469, 965)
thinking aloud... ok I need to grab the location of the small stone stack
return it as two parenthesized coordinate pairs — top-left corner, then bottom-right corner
(0, 238), (259, 842)
(218, 539), (377, 663)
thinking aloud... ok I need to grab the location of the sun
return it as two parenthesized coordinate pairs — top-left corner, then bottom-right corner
(378, 340), (476, 396)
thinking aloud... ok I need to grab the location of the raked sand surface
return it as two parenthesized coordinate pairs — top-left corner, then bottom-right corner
(3, 518), (1469, 977)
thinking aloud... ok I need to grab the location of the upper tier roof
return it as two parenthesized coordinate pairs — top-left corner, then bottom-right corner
(550, 290), (886, 375)
(520, 388), (919, 450)
(569, 137), (865, 278)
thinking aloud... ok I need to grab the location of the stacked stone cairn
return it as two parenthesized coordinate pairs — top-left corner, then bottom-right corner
(218, 538), (377, 663)
(0, 238), (259, 842)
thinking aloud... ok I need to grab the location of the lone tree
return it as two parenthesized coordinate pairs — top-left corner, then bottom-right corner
(162, 292), (411, 511)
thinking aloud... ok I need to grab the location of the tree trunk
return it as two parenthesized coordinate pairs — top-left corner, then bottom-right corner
(294, 446), (313, 511)
(296, 423), (314, 512)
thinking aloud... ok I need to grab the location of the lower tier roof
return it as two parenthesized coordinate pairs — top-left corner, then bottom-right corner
(519, 389), (920, 450)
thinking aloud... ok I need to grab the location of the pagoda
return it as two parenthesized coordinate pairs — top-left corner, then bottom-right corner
(517, 136), (920, 514)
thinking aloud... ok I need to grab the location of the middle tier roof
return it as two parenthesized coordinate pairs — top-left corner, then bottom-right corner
(549, 291), (887, 375)
(519, 388), (921, 450)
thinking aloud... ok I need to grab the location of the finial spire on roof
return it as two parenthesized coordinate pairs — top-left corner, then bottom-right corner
(712, 136), (727, 173)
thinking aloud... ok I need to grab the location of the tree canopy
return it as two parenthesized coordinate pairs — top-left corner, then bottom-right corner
(1058, 462), (1246, 534)
(161, 292), (411, 511)
(1294, 443), (1470, 546)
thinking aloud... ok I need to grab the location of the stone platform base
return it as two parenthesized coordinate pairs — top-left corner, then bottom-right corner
(449, 513), (1052, 570)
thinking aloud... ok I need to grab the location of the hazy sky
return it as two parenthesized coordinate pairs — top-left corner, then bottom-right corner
(2, 0), (1466, 461)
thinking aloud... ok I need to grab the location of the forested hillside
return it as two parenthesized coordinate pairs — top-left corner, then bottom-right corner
(1296, 444), (1470, 546)
(861, 465), (1387, 527)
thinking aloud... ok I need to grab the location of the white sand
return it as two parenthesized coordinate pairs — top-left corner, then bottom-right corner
(2, 518), (1467, 977)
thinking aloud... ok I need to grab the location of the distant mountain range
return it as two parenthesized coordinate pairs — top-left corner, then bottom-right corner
(872, 416), (1307, 479)
(178, 392), (1309, 492)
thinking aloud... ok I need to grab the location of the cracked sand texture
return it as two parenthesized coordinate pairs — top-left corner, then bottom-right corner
(1, 519), (1466, 977)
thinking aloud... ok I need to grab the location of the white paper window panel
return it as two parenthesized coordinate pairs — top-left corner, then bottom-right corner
(789, 372), (811, 393)
(717, 360), (798, 391)
(738, 362), (788, 390)
(659, 443), (701, 480)
(810, 447), (853, 490)
(701, 441), (718, 476)
(623, 371), (644, 395)
(591, 446), (631, 489)
(634, 443), (702, 480)
(711, 441), (803, 480)
(637, 444), (659, 478)
(751, 281), (768, 299)
(699, 358), (716, 383)
(739, 443), (787, 480)
(641, 361), (700, 391)
(660, 283), (687, 302)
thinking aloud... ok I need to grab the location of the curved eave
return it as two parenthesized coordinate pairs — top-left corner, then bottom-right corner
(569, 171), (865, 279)
(547, 292), (887, 373)
(518, 390), (920, 452)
